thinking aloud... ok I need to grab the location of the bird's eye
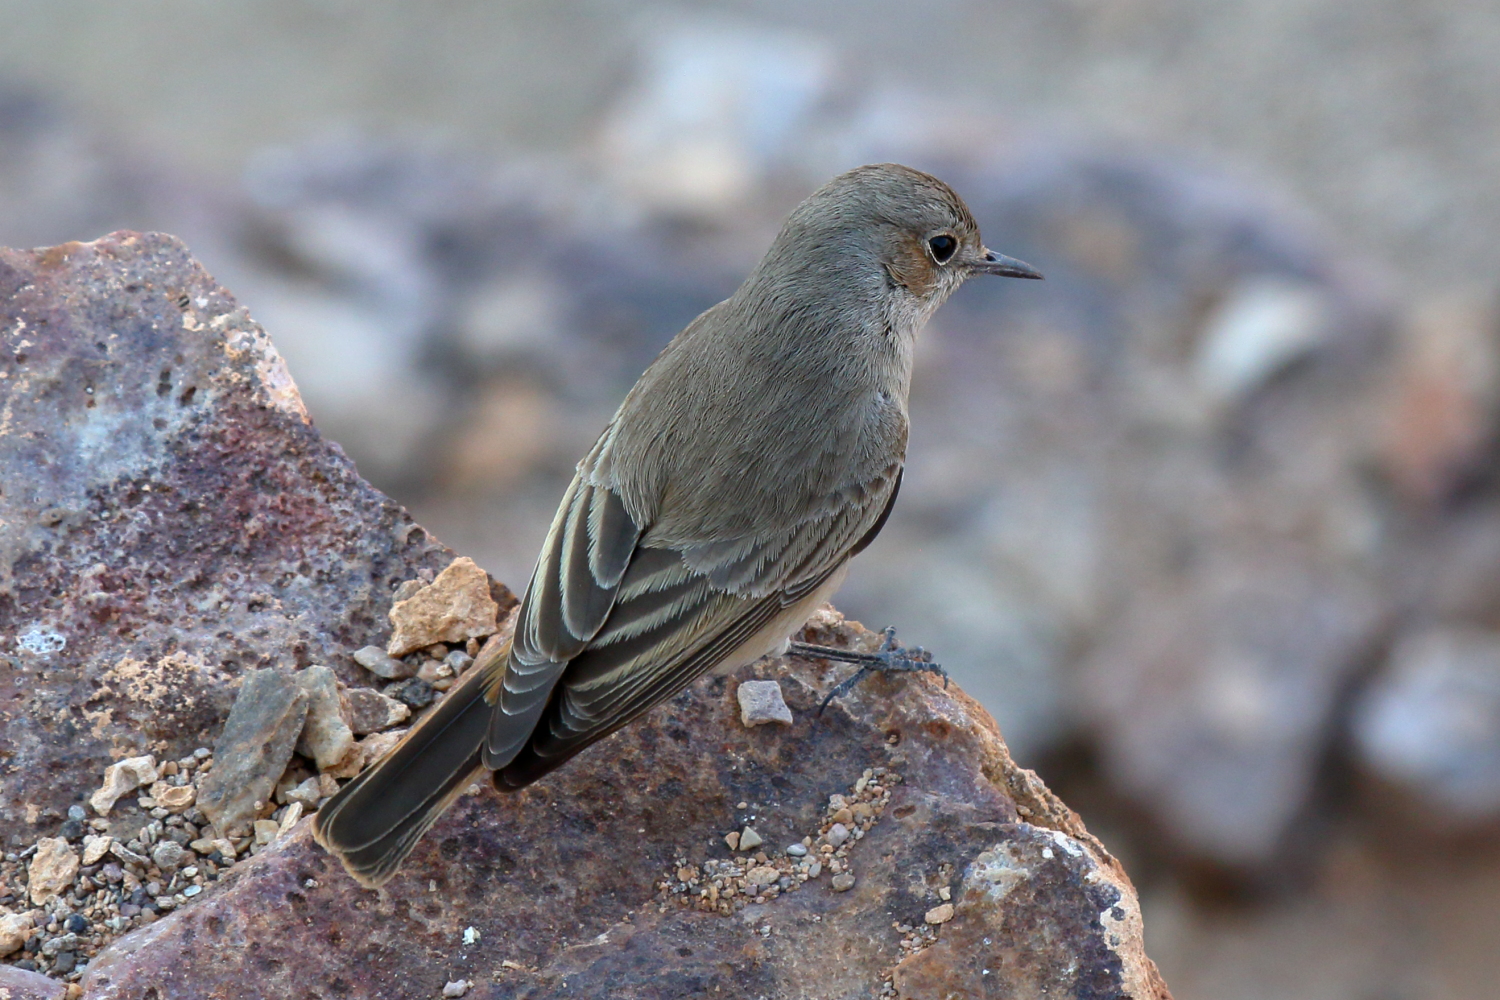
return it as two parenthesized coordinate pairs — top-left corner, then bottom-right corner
(928, 234), (957, 263)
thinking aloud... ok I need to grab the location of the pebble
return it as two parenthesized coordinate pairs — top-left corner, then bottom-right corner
(442, 981), (471, 998)
(825, 823), (850, 849)
(89, 755), (159, 816)
(67, 804), (87, 822)
(386, 677), (437, 709)
(385, 557), (500, 658)
(152, 841), (186, 871)
(924, 903), (954, 925)
(736, 680), (794, 727)
(445, 650), (474, 675)
(830, 872), (856, 892)
(0, 912), (30, 955)
(53, 949), (77, 973)
(27, 837), (80, 905)
(295, 665), (356, 771)
(183, 885), (202, 898)
(81, 834), (112, 865)
(738, 827), (763, 850)
(156, 784), (197, 813)
(745, 865), (779, 888)
(63, 914), (89, 934)
(58, 817), (85, 841)
(353, 645), (416, 680)
(345, 687), (411, 734)
(197, 669), (309, 836)
(786, 843), (808, 857)
(807, 861), (822, 879)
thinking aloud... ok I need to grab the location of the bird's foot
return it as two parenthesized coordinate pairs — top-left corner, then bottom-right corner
(789, 626), (947, 714)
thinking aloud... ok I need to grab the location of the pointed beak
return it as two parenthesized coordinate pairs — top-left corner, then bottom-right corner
(973, 249), (1044, 280)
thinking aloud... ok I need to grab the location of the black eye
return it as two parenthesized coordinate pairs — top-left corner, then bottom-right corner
(928, 234), (957, 263)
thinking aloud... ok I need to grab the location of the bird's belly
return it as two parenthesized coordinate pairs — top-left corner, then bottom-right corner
(708, 563), (850, 676)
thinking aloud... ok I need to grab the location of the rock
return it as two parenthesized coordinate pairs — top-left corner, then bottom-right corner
(81, 834), (113, 866)
(1352, 626), (1500, 819)
(1, 911), (32, 955)
(385, 677), (436, 710)
(737, 826), (762, 850)
(156, 784), (197, 813)
(386, 557), (501, 657)
(825, 822), (850, 848)
(294, 665), (355, 772)
(77, 613), (1170, 1000)
(152, 841), (186, 871)
(352, 646), (415, 681)
(924, 902), (954, 924)
(0, 232), (473, 846)
(355, 730), (406, 767)
(344, 687), (411, 734)
(89, 756), (159, 816)
(736, 679), (794, 726)
(27, 837), (80, 905)
(198, 670), (309, 836)
(441, 981), (470, 998)
(284, 777), (324, 809)
(0, 964), (65, 1000)
(830, 872), (856, 892)
(744, 865), (779, 889)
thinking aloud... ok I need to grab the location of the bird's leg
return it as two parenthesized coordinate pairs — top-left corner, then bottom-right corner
(788, 626), (948, 714)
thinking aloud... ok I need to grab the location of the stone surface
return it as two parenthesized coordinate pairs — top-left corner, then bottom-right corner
(196, 670), (308, 836)
(386, 556), (502, 657)
(79, 612), (1170, 1000)
(0, 231), (479, 845)
(343, 686), (410, 735)
(87, 757), (158, 817)
(736, 679), (794, 727)
(293, 665), (355, 772)
(0, 964), (65, 1000)
(351, 646), (414, 680)
(27, 839), (79, 906)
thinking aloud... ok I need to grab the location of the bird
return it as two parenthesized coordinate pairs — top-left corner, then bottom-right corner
(313, 162), (1042, 886)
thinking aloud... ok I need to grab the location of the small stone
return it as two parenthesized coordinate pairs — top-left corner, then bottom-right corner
(151, 841), (186, 871)
(386, 677), (436, 709)
(58, 817), (85, 841)
(386, 557), (501, 658)
(253, 819), (281, 846)
(110, 841), (148, 866)
(939, 886), (951, 901)
(90, 755), (159, 816)
(100, 862), (123, 884)
(924, 903), (954, 925)
(295, 665), (356, 771)
(28, 837), (79, 905)
(156, 784), (196, 813)
(183, 884), (202, 897)
(62, 914), (88, 934)
(806, 861), (822, 878)
(723, 831), (740, 851)
(67, 804), (87, 821)
(417, 659), (454, 686)
(445, 650), (474, 675)
(278, 801), (304, 836)
(344, 687), (411, 734)
(737, 680), (794, 727)
(356, 729), (406, 768)
(830, 872), (856, 892)
(197, 670), (309, 837)
(353, 645), (415, 680)
(81, 834), (112, 866)
(745, 865), (779, 888)
(831, 807), (853, 826)
(738, 827), (762, 850)
(825, 823), (850, 848)
(462, 926), (480, 945)
(284, 776), (324, 808)
(0, 912), (30, 955)
(211, 838), (237, 860)
(786, 843), (808, 857)
(442, 981), (471, 998)
(52, 949), (77, 973)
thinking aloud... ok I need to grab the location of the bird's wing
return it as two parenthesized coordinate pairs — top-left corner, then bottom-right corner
(486, 462), (902, 782)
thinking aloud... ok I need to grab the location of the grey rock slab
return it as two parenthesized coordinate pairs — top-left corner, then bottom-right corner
(197, 669), (308, 836)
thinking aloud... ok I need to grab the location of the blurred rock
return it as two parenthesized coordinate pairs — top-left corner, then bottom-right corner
(736, 679), (793, 727)
(0, 963), (64, 1000)
(26, 839), (78, 906)
(343, 687), (410, 735)
(1352, 626), (1500, 820)
(0, 231), (455, 846)
(199, 670), (308, 836)
(88, 756), (158, 817)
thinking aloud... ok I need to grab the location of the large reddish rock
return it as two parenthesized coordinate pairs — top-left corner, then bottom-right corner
(0, 232), (466, 843)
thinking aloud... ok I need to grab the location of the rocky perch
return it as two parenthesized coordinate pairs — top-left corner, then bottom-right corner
(1, 233), (1172, 999)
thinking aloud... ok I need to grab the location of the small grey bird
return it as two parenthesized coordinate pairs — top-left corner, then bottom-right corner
(313, 163), (1041, 885)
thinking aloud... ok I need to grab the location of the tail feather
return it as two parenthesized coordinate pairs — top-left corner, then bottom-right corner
(313, 640), (507, 886)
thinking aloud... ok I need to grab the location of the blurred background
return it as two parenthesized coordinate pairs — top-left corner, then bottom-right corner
(5, 1), (1500, 996)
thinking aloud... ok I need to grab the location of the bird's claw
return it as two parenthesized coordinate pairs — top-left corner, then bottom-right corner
(788, 626), (946, 715)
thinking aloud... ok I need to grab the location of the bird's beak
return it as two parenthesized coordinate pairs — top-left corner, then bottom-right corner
(972, 249), (1044, 280)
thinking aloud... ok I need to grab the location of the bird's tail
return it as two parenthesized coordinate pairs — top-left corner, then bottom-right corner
(312, 637), (509, 887)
